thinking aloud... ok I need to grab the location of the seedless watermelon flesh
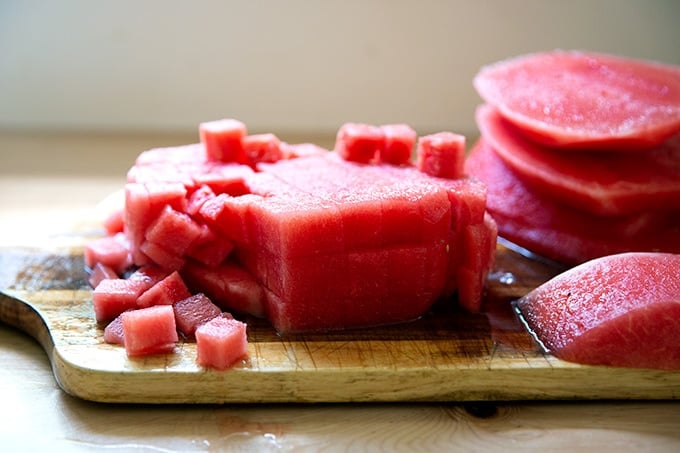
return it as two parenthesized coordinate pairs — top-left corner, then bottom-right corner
(474, 50), (680, 150)
(476, 104), (680, 216)
(514, 252), (680, 370)
(464, 139), (680, 264)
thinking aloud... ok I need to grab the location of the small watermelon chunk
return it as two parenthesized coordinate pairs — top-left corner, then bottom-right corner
(335, 123), (385, 163)
(476, 104), (680, 216)
(173, 293), (223, 338)
(195, 316), (248, 370)
(103, 312), (126, 345)
(136, 271), (191, 308)
(242, 133), (283, 166)
(92, 278), (151, 322)
(144, 205), (204, 256)
(199, 118), (247, 163)
(88, 262), (119, 289)
(379, 124), (416, 165)
(84, 232), (132, 274)
(474, 50), (680, 150)
(515, 252), (680, 370)
(416, 132), (466, 179)
(121, 305), (178, 357)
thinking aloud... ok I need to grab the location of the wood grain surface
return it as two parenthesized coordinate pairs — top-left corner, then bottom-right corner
(2, 234), (678, 404)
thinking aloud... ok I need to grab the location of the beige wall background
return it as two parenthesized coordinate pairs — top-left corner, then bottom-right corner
(1, 0), (679, 137)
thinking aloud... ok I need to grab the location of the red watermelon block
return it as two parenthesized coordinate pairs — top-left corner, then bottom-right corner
(199, 118), (247, 163)
(515, 252), (680, 370)
(136, 271), (191, 308)
(88, 262), (119, 289)
(243, 133), (283, 166)
(379, 124), (416, 165)
(192, 163), (252, 196)
(128, 264), (168, 287)
(103, 312), (126, 345)
(92, 278), (151, 322)
(103, 208), (124, 235)
(280, 142), (328, 159)
(144, 205), (204, 256)
(335, 123), (385, 163)
(139, 241), (185, 272)
(121, 305), (178, 357)
(186, 185), (215, 216)
(182, 261), (266, 318)
(173, 293), (223, 338)
(195, 316), (248, 370)
(416, 132), (466, 179)
(186, 229), (235, 268)
(84, 232), (132, 274)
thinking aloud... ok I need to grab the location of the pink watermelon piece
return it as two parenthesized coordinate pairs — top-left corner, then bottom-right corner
(103, 312), (126, 345)
(92, 278), (152, 322)
(416, 132), (466, 179)
(474, 50), (680, 150)
(144, 205), (204, 256)
(83, 232), (132, 274)
(379, 124), (416, 165)
(334, 123), (385, 163)
(88, 262), (119, 289)
(173, 293), (223, 338)
(121, 305), (179, 357)
(280, 142), (328, 159)
(477, 104), (680, 216)
(242, 133), (283, 166)
(199, 118), (247, 163)
(195, 316), (248, 370)
(515, 252), (680, 370)
(136, 271), (191, 308)
(464, 139), (680, 264)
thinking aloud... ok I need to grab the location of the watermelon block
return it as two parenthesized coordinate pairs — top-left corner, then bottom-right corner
(335, 123), (385, 163)
(144, 205), (204, 256)
(173, 293), (223, 338)
(103, 312), (126, 345)
(379, 124), (416, 165)
(243, 133), (283, 166)
(280, 142), (328, 159)
(182, 261), (266, 318)
(474, 50), (680, 150)
(199, 118), (247, 163)
(122, 305), (179, 357)
(186, 185), (215, 216)
(84, 232), (132, 274)
(88, 262), (119, 289)
(416, 132), (466, 179)
(195, 316), (248, 370)
(103, 208), (124, 235)
(139, 241), (185, 272)
(92, 278), (151, 322)
(515, 252), (680, 370)
(136, 271), (191, 308)
(476, 104), (680, 216)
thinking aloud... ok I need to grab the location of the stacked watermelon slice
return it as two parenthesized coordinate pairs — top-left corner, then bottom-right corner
(465, 50), (680, 265)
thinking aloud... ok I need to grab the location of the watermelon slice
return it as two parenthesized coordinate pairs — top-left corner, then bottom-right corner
(476, 104), (680, 216)
(464, 139), (680, 264)
(514, 252), (680, 370)
(474, 50), (680, 150)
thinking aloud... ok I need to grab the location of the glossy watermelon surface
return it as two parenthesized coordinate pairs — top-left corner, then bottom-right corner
(474, 50), (680, 150)
(515, 252), (680, 370)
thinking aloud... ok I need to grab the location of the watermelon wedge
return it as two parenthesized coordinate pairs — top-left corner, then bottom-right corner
(476, 104), (680, 216)
(474, 50), (680, 150)
(514, 252), (680, 370)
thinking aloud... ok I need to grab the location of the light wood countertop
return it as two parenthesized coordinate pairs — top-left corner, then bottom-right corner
(1, 131), (679, 452)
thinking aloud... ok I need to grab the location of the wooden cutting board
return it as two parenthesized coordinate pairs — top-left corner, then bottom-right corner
(1, 234), (678, 404)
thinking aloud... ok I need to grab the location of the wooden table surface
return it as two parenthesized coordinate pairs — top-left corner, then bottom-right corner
(2, 131), (679, 451)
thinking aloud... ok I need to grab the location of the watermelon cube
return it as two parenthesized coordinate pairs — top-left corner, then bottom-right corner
(136, 271), (191, 308)
(83, 232), (132, 274)
(199, 118), (247, 163)
(195, 316), (248, 370)
(416, 132), (466, 179)
(242, 133), (283, 166)
(335, 123), (385, 163)
(122, 305), (179, 357)
(144, 205), (204, 256)
(173, 293), (223, 338)
(103, 312), (126, 345)
(379, 123), (416, 165)
(92, 278), (151, 322)
(88, 262), (119, 289)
